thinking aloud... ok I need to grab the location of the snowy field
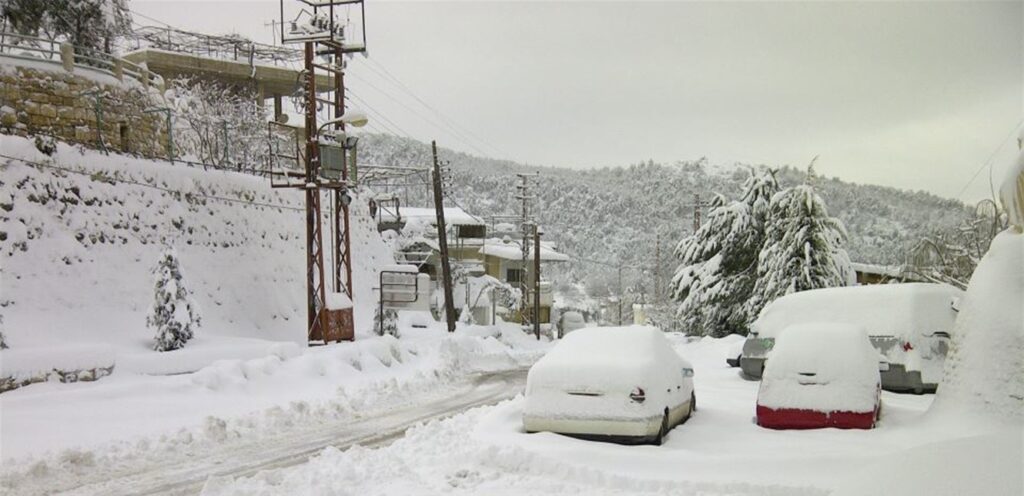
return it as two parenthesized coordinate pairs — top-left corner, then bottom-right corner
(201, 335), (1022, 496)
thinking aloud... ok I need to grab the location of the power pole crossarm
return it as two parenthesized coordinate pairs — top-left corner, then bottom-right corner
(432, 141), (457, 333)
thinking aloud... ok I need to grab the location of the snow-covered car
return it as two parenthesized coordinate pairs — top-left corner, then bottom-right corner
(557, 311), (586, 338)
(726, 340), (744, 368)
(740, 283), (962, 393)
(756, 323), (882, 430)
(523, 326), (696, 445)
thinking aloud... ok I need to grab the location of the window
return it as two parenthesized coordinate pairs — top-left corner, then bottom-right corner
(457, 225), (486, 239)
(506, 268), (523, 284)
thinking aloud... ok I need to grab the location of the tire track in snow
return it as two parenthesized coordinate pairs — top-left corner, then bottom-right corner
(56, 369), (527, 496)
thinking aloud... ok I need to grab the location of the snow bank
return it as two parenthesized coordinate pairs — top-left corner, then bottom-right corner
(758, 324), (880, 413)
(932, 230), (1024, 421)
(0, 345), (115, 383)
(833, 430), (1023, 496)
(0, 327), (549, 468)
(750, 283), (962, 341)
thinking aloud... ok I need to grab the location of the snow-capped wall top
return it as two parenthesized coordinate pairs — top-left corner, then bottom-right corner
(751, 283), (963, 339)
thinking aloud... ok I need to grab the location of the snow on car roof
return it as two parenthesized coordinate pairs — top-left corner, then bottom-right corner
(751, 283), (963, 339)
(528, 326), (687, 390)
(759, 323), (880, 413)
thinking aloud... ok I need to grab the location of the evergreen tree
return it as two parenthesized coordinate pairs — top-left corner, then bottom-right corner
(147, 248), (201, 352)
(748, 183), (853, 319)
(669, 168), (779, 337)
(0, 0), (131, 52)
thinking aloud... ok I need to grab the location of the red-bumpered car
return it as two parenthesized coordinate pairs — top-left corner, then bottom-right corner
(756, 323), (883, 430)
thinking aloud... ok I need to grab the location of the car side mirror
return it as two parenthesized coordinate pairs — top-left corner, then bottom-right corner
(879, 361), (890, 372)
(682, 368), (695, 378)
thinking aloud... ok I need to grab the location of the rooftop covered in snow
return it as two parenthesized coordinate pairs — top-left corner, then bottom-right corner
(480, 238), (570, 262)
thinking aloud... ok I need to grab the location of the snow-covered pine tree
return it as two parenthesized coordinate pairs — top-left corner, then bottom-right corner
(669, 168), (779, 337)
(748, 183), (853, 319)
(147, 248), (201, 352)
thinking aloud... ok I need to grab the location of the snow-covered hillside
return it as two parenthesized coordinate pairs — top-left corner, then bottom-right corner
(355, 133), (970, 291)
(0, 135), (392, 371)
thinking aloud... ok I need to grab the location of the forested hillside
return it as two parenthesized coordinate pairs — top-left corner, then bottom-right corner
(355, 133), (970, 292)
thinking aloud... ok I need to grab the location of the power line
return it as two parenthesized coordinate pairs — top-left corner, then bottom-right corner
(353, 59), (504, 158)
(347, 91), (412, 138)
(955, 119), (1023, 200)
(359, 57), (509, 159)
(346, 71), (492, 158)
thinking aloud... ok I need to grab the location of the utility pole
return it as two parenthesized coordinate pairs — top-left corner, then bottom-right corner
(514, 172), (538, 327)
(614, 266), (622, 327)
(271, 0), (366, 344)
(690, 193), (711, 232)
(432, 141), (456, 333)
(654, 232), (661, 304)
(533, 225), (541, 340)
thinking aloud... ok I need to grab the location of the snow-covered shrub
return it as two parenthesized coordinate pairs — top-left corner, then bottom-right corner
(374, 306), (398, 337)
(33, 135), (56, 156)
(167, 77), (269, 172)
(747, 183), (853, 319)
(146, 248), (201, 352)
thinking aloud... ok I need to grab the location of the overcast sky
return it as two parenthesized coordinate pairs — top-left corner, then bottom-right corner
(133, 0), (1023, 202)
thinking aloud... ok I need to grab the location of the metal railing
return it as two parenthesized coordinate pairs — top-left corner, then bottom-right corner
(129, 25), (301, 67)
(0, 32), (163, 88)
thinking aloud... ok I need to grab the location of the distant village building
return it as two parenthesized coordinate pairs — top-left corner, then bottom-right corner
(379, 206), (567, 326)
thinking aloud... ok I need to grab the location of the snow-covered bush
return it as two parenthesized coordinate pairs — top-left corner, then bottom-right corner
(747, 183), (853, 319)
(167, 77), (269, 172)
(374, 306), (398, 337)
(147, 248), (201, 352)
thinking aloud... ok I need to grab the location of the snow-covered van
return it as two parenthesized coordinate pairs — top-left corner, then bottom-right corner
(757, 323), (882, 429)
(523, 326), (696, 445)
(740, 283), (963, 393)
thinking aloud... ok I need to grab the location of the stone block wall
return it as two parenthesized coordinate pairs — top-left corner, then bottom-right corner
(0, 62), (169, 159)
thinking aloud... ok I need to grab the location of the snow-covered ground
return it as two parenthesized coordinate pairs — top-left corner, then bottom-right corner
(200, 335), (1021, 496)
(0, 324), (550, 494)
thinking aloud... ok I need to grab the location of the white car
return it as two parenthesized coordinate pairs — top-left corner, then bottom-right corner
(557, 310), (587, 338)
(523, 326), (696, 445)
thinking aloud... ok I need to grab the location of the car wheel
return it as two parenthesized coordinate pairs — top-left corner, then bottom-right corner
(691, 392), (697, 413)
(654, 411), (669, 446)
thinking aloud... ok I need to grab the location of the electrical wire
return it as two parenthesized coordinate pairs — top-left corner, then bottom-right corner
(358, 57), (509, 159)
(955, 119), (1023, 200)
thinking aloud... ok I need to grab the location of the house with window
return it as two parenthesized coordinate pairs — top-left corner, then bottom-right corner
(380, 206), (568, 326)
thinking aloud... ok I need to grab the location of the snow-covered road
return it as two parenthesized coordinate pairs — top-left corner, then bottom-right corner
(14, 369), (527, 496)
(197, 334), (1022, 496)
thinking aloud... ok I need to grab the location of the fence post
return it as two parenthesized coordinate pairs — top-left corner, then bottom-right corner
(60, 43), (74, 72)
(113, 59), (124, 81)
(141, 69), (150, 89)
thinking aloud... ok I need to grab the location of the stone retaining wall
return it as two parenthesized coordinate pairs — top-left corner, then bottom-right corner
(0, 61), (170, 158)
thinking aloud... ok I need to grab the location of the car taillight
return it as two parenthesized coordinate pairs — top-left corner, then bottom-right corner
(902, 341), (913, 352)
(629, 387), (646, 403)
